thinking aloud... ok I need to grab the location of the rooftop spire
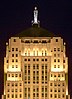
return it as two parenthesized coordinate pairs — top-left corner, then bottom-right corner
(32, 7), (40, 27)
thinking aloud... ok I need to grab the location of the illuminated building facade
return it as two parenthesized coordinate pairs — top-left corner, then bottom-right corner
(2, 7), (70, 99)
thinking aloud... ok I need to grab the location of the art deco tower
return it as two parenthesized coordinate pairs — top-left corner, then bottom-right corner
(2, 7), (70, 99)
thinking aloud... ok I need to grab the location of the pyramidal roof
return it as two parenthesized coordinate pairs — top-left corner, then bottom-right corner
(15, 7), (55, 37)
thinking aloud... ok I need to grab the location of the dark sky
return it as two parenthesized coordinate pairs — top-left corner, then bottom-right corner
(0, 0), (72, 98)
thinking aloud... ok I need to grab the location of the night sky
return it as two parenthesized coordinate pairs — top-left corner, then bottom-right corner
(0, 0), (72, 98)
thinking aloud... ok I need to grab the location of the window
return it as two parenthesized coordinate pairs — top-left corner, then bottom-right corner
(37, 93), (39, 97)
(62, 83), (64, 86)
(7, 89), (10, 92)
(58, 59), (60, 62)
(16, 54), (18, 57)
(42, 59), (44, 61)
(54, 89), (57, 92)
(37, 59), (39, 61)
(58, 48), (60, 51)
(45, 59), (47, 61)
(12, 89), (14, 92)
(50, 94), (52, 98)
(16, 65), (18, 68)
(54, 94), (57, 98)
(54, 65), (56, 68)
(58, 54), (60, 57)
(54, 54), (56, 57)
(50, 89), (52, 92)
(58, 94), (60, 98)
(16, 48), (18, 51)
(58, 89), (60, 92)
(15, 89), (17, 92)
(33, 59), (35, 61)
(42, 93), (44, 97)
(63, 60), (65, 63)
(12, 74), (14, 77)
(54, 59), (56, 62)
(12, 83), (14, 86)
(14, 39), (16, 42)
(63, 65), (65, 69)
(16, 59), (18, 62)
(20, 83), (22, 86)
(12, 59), (14, 62)
(19, 74), (21, 77)
(8, 74), (10, 77)
(51, 74), (52, 77)
(50, 83), (52, 86)
(12, 54), (14, 57)
(56, 39), (58, 42)
(62, 94), (65, 98)
(28, 59), (30, 61)
(12, 65), (14, 68)
(15, 83), (18, 86)
(58, 74), (60, 77)
(20, 94), (22, 98)
(15, 94), (17, 98)
(7, 94), (9, 98)
(20, 88), (22, 92)
(15, 74), (18, 77)
(54, 48), (56, 51)
(37, 64), (39, 69)
(24, 59), (27, 61)
(58, 65), (60, 68)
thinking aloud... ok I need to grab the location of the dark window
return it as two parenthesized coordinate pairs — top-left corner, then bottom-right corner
(16, 48), (18, 51)
(56, 39), (58, 42)
(12, 48), (14, 51)
(42, 59), (44, 61)
(45, 59), (47, 61)
(25, 59), (27, 61)
(37, 59), (39, 61)
(33, 59), (35, 61)
(28, 59), (30, 61)
(16, 54), (18, 57)
(14, 39), (16, 42)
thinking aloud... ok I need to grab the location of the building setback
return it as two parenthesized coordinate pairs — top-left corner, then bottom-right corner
(2, 7), (70, 99)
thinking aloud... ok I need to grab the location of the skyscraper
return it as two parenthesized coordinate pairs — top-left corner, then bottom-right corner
(2, 7), (70, 99)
